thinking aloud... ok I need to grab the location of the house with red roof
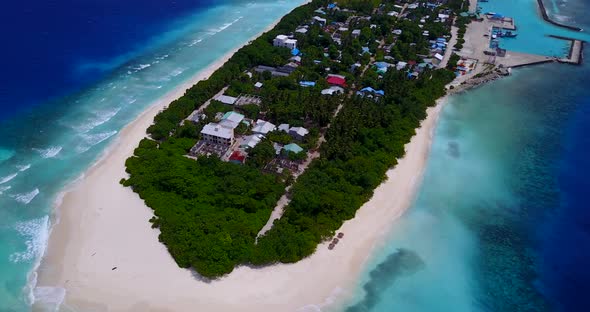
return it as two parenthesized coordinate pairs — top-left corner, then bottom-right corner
(229, 151), (246, 164)
(326, 74), (346, 87)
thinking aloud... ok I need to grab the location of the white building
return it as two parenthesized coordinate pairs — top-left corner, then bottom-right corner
(312, 16), (327, 25)
(396, 61), (408, 70)
(201, 123), (234, 145)
(352, 29), (361, 38)
(289, 127), (309, 140)
(273, 35), (297, 49)
(240, 134), (264, 149)
(252, 119), (276, 135)
(278, 123), (290, 132)
(215, 94), (237, 105)
(321, 86), (344, 95)
(219, 111), (244, 129)
(433, 53), (444, 66)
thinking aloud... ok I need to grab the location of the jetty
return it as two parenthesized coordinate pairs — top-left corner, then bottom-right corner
(549, 36), (585, 65)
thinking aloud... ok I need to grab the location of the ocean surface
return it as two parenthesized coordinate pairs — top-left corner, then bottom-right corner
(0, 0), (305, 310)
(340, 0), (590, 311)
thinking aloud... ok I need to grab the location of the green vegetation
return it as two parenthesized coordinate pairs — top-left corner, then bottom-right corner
(123, 0), (458, 278)
(122, 138), (285, 277)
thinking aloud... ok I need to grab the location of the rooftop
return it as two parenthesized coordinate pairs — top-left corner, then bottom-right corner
(201, 123), (233, 139)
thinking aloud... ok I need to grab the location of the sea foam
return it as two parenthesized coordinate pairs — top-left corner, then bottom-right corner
(0, 172), (18, 184)
(9, 216), (49, 264)
(76, 130), (118, 153)
(0, 185), (12, 195)
(32, 286), (66, 312)
(17, 164), (32, 172)
(13, 188), (40, 205)
(33, 147), (63, 159)
(207, 17), (243, 34)
(73, 107), (121, 133)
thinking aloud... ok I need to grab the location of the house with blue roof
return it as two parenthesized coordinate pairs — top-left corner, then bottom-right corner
(299, 81), (316, 87)
(357, 87), (385, 97)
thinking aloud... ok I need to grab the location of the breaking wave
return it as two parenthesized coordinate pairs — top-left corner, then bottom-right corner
(207, 17), (243, 34)
(76, 130), (118, 153)
(17, 164), (32, 172)
(0, 172), (18, 184)
(9, 216), (49, 263)
(0, 185), (12, 195)
(32, 286), (66, 312)
(33, 146), (63, 159)
(72, 107), (121, 133)
(12, 188), (40, 205)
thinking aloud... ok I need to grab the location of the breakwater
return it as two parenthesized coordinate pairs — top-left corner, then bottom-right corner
(536, 0), (583, 31)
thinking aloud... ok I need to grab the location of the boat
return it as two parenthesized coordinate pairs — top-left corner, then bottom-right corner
(504, 31), (518, 38)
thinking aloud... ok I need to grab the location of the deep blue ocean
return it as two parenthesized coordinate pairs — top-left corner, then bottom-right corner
(0, 0), (221, 120)
(340, 1), (590, 311)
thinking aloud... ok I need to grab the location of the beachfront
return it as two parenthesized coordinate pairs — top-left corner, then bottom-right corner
(34, 0), (584, 311)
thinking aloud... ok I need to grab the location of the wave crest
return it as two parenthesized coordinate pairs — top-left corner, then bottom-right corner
(76, 130), (118, 153)
(0, 172), (18, 184)
(9, 216), (49, 263)
(33, 147), (63, 159)
(12, 188), (40, 204)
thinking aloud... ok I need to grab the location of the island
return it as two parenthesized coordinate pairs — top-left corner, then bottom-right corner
(120, 0), (583, 280)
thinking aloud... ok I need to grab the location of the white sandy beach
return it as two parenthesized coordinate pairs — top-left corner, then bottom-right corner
(36, 88), (446, 312)
(35, 16), (450, 312)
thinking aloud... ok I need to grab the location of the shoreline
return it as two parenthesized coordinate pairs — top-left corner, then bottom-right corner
(36, 84), (448, 312)
(34, 16), (451, 310)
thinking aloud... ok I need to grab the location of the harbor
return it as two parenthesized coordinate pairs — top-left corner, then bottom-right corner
(451, 1), (584, 88)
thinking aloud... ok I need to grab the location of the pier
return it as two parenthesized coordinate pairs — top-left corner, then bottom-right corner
(549, 36), (585, 65)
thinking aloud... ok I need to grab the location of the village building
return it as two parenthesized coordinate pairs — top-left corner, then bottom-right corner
(215, 94), (237, 105)
(228, 151), (246, 164)
(200, 123), (234, 146)
(295, 27), (308, 34)
(289, 127), (309, 140)
(326, 74), (346, 87)
(240, 134), (264, 149)
(278, 124), (290, 132)
(273, 35), (297, 49)
(313, 16), (327, 26)
(252, 119), (276, 135)
(299, 81), (316, 87)
(357, 87), (385, 97)
(218, 111), (244, 129)
(283, 143), (304, 154)
(396, 61), (408, 70)
(351, 29), (361, 38)
(321, 86), (345, 95)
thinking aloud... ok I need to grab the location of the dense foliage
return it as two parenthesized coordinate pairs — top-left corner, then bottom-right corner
(253, 69), (455, 264)
(123, 138), (285, 277)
